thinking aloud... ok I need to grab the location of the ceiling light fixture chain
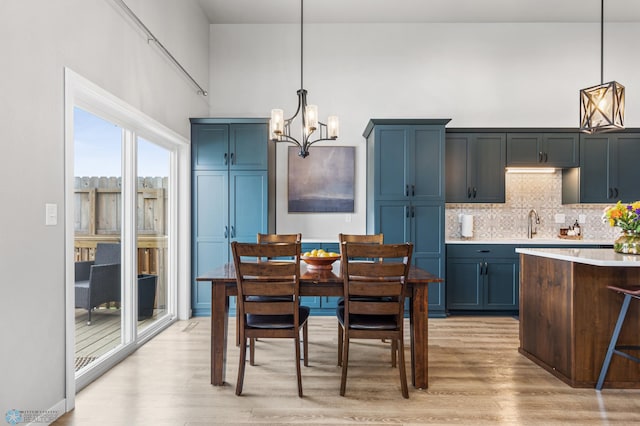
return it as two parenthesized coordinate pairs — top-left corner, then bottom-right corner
(579, 0), (625, 134)
(269, 0), (339, 158)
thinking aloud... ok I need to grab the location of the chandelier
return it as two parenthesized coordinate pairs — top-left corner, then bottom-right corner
(579, 0), (625, 133)
(269, 0), (339, 158)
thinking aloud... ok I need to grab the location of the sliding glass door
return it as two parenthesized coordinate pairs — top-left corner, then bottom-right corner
(65, 67), (191, 400)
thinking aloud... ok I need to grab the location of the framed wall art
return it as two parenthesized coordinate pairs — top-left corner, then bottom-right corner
(288, 146), (355, 213)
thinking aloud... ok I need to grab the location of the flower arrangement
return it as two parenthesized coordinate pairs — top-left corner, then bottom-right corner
(602, 201), (640, 233)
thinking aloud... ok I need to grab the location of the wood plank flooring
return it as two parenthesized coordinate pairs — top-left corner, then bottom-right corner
(74, 308), (159, 371)
(56, 316), (640, 425)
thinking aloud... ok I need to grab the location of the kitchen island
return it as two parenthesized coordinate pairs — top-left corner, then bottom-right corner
(516, 248), (640, 388)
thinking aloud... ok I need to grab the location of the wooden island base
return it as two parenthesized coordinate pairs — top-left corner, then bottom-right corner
(519, 252), (640, 388)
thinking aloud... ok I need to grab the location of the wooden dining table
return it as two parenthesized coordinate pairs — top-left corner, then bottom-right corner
(197, 261), (442, 389)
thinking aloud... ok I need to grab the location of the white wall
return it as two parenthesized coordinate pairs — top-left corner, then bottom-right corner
(209, 22), (640, 240)
(0, 0), (208, 417)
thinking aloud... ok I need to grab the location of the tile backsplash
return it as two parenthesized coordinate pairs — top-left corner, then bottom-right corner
(445, 172), (620, 241)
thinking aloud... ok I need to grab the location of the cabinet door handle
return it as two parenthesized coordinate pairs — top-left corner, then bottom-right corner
(539, 152), (543, 162)
(614, 187), (619, 198)
(478, 262), (483, 276)
(412, 185), (415, 197)
(473, 187), (477, 198)
(406, 185), (409, 197)
(544, 152), (548, 162)
(224, 225), (228, 238)
(477, 249), (491, 253)
(230, 152), (235, 165)
(231, 225), (236, 238)
(467, 187), (472, 199)
(484, 262), (488, 275)
(608, 188), (614, 199)
(224, 153), (228, 165)
(411, 206), (415, 218)
(406, 206), (410, 218)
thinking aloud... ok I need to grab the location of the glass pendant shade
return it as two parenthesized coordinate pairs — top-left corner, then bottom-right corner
(579, 81), (625, 133)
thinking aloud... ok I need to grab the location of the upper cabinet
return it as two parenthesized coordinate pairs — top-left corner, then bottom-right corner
(364, 121), (446, 202)
(446, 132), (506, 203)
(192, 123), (268, 171)
(563, 133), (640, 204)
(506, 133), (578, 168)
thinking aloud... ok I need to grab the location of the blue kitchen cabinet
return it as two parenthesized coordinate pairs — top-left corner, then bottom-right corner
(191, 119), (271, 316)
(563, 132), (640, 204)
(507, 132), (579, 168)
(446, 245), (519, 312)
(446, 132), (506, 203)
(364, 119), (450, 318)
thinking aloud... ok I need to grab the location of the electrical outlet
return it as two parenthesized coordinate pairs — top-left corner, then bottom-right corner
(345, 214), (351, 223)
(554, 214), (565, 224)
(579, 214), (586, 224)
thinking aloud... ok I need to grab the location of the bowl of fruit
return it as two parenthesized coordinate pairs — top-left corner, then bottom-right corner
(301, 249), (340, 270)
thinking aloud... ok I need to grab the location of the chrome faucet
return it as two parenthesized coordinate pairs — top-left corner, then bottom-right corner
(527, 209), (540, 239)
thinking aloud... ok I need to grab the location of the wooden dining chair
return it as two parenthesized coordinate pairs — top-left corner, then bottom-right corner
(336, 234), (396, 367)
(231, 241), (309, 397)
(242, 233), (302, 363)
(337, 242), (413, 398)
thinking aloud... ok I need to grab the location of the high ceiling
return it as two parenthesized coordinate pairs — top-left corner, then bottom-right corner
(197, 0), (640, 24)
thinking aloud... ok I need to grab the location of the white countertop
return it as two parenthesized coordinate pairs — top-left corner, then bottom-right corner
(515, 247), (640, 267)
(446, 238), (612, 245)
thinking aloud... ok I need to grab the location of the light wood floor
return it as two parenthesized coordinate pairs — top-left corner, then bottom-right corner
(55, 316), (640, 425)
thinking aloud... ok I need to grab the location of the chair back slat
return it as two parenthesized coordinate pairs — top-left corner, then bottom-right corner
(239, 262), (297, 279)
(244, 301), (293, 315)
(347, 262), (408, 279)
(348, 281), (403, 297)
(241, 281), (294, 297)
(350, 300), (400, 315)
(257, 233), (301, 243)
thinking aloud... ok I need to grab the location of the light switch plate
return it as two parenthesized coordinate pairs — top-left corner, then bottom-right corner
(45, 203), (57, 226)
(554, 214), (565, 224)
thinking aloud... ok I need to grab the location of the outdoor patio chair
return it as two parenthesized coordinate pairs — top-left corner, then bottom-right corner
(74, 243), (121, 325)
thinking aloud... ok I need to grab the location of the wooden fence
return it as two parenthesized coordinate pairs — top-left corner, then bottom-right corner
(74, 176), (168, 309)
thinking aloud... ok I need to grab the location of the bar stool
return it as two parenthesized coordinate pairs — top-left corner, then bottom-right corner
(596, 284), (640, 390)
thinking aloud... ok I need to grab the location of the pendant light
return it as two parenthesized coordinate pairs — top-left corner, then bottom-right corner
(269, 0), (339, 158)
(579, 0), (625, 133)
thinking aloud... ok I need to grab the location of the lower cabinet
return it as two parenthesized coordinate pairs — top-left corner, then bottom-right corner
(446, 245), (519, 312)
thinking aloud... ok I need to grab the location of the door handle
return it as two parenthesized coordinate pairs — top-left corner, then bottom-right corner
(544, 152), (548, 162)
(473, 187), (477, 198)
(406, 185), (409, 197)
(484, 262), (488, 275)
(539, 152), (543, 162)
(467, 187), (472, 199)
(406, 206), (410, 218)
(411, 206), (415, 218)
(412, 185), (415, 197)
(614, 187), (619, 198)
(224, 153), (228, 165)
(478, 262), (484, 276)
(230, 152), (235, 165)
(231, 225), (236, 238)
(224, 225), (228, 238)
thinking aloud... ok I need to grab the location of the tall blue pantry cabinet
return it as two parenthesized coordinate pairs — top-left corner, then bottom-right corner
(190, 118), (274, 316)
(363, 119), (450, 317)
